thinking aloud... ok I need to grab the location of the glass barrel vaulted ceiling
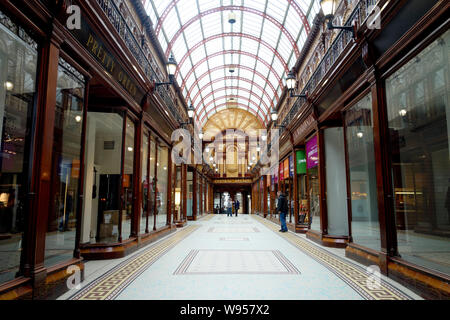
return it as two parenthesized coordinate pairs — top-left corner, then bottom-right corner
(142, 0), (320, 128)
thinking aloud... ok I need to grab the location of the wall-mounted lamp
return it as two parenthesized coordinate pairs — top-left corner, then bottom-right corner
(320, 0), (356, 39)
(180, 104), (195, 127)
(198, 130), (204, 140)
(285, 70), (307, 98)
(153, 54), (177, 89)
(271, 109), (285, 129)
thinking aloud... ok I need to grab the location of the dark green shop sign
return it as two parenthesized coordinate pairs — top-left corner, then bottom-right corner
(296, 150), (306, 174)
(70, 16), (145, 103)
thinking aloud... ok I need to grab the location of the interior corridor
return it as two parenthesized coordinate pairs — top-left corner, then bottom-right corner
(59, 214), (420, 300)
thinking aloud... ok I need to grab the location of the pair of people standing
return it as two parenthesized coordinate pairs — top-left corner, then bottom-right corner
(226, 199), (240, 217)
(276, 191), (288, 232)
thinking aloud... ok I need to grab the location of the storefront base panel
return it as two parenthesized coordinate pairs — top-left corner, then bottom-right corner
(306, 230), (349, 248)
(295, 224), (310, 234)
(40, 260), (85, 300)
(0, 259), (86, 300)
(0, 278), (33, 300)
(80, 225), (176, 260)
(346, 243), (450, 300)
(388, 259), (450, 300)
(345, 243), (380, 268)
(174, 220), (188, 228)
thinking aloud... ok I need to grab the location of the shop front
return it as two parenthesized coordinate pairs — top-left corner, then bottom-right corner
(0, 0), (184, 299)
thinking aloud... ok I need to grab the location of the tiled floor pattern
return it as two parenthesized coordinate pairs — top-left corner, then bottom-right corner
(61, 214), (421, 300)
(173, 249), (300, 275)
(253, 215), (413, 300)
(68, 225), (200, 300)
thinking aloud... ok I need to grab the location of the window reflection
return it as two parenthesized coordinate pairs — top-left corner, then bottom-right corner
(0, 22), (37, 284)
(386, 30), (450, 274)
(45, 59), (85, 267)
(345, 93), (380, 251)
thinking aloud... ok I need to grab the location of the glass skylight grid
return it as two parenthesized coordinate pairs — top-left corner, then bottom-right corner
(143, 0), (319, 126)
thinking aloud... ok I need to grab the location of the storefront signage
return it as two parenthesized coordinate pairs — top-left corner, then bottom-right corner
(279, 162), (284, 181)
(289, 155), (294, 177)
(70, 15), (145, 103)
(306, 135), (318, 169)
(284, 158), (289, 180)
(296, 150), (307, 174)
(293, 114), (316, 144)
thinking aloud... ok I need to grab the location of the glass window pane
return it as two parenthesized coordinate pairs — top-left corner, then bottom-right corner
(141, 134), (149, 234)
(386, 30), (450, 275)
(0, 22), (37, 284)
(149, 136), (156, 230)
(45, 60), (85, 267)
(346, 94), (380, 250)
(156, 143), (169, 229)
(81, 112), (123, 244)
(122, 117), (135, 240)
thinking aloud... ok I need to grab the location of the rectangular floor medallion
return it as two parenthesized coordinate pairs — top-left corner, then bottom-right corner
(207, 227), (260, 233)
(219, 237), (250, 241)
(174, 250), (300, 275)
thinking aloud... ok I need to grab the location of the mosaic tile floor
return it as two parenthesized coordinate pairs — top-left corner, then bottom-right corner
(59, 214), (422, 300)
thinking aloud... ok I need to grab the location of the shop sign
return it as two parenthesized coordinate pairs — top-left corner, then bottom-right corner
(293, 114), (316, 143)
(306, 135), (318, 169)
(289, 155), (294, 177)
(283, 158), (289, 180)
(296, 150), (307, 174)
(279, 162), (284, 181)
(70, 15), (145, 103)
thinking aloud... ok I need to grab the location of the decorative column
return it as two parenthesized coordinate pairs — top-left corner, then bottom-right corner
(132, 114), (143, 238)
(23, 34), (62, 286)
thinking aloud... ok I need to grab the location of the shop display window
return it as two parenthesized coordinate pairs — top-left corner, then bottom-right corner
(0, 20), (38, 283)
(386, 30), (450, 274)
(122, 117), (135, 239)
(81, 111), (123, 244)
(156, 143), (168, 229)
(140, 134), (149, 234)
(345, 93), (380, 251)
(186, 171), (193, 217)
(45, 58), (85, 267)
(324, 127), (349, 236)
(149, 136), (156, 229)
(306, 136), (320, 231)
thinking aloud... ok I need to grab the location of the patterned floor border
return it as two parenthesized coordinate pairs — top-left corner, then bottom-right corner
(68, 225), (200, 300)
(252, 215), (414, 300)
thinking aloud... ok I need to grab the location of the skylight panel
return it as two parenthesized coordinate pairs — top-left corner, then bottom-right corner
(244, 0), (267, 13)
(266, 1), (287, 22)
(199, 0), (221, 11)
(163, 11), (181, 40)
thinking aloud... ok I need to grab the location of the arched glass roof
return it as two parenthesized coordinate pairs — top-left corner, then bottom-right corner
(142, 0), (320, 127)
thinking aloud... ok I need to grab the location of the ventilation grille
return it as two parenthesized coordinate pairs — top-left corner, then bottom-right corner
(104, 141), (115, 150)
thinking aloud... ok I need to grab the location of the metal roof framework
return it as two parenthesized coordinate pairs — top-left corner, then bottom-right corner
(142, 0), (320, 127)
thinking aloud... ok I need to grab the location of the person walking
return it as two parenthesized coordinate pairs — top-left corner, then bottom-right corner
(276, 191), (288, 232)
(235, 199), (240, 217)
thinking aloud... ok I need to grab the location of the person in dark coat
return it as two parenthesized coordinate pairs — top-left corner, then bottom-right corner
(276, 191), (288, 232)
(235, 199), (240, 216)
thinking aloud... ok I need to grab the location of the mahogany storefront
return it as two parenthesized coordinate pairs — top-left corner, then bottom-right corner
(0, 0), (198, 299)
(255, 0), (450, 299)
